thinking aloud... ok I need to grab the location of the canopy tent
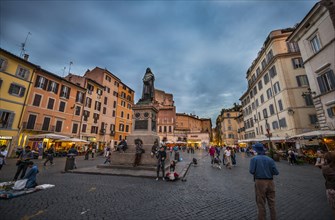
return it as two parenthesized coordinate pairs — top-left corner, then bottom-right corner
(291, 130), (335, 139)
(28, 133), (68, 140)
(54, 138), (89, 143)
(238, 136), (292, 143)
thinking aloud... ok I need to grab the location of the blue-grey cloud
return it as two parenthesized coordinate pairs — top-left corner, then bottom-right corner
(0, 0), (317, 124)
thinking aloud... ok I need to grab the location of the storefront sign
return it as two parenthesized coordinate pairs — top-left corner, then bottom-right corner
(0, 136), (12, 140)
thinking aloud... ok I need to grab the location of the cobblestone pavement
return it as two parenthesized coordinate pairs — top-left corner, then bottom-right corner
(0, 150), (332, 220)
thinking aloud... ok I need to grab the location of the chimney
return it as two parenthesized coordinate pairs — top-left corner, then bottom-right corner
(24, 54), (29, 61)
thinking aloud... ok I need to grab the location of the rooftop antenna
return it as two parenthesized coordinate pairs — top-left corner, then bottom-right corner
(68, 61), (73, 74)
(20, 32), (32, 57)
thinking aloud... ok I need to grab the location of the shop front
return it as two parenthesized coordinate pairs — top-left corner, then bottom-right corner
(28, 133), (69, 158)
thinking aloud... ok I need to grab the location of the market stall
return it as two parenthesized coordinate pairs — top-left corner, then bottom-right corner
(28, 133), (68, 158)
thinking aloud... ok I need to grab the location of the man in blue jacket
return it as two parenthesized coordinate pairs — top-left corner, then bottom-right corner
(249, 143), (279, 220)
(24, 161), (39, 188)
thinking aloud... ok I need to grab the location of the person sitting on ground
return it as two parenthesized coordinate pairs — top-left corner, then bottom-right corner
(24, 161), (39, 188)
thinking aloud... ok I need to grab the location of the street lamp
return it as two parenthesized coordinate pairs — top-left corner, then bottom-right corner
(264, 115), (272, 152)
(301, 88), (316, 97)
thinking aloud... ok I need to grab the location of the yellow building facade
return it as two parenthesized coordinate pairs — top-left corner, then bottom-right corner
(0, 49), (37, 156)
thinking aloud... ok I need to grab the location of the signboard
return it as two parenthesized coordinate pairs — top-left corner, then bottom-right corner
(135, 120), (148, 130)
(0, 136), (12, 140)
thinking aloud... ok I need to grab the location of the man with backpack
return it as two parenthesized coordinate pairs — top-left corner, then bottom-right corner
(156, 146), (166, 181)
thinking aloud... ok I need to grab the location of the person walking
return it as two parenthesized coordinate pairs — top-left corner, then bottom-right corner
(231, 147), (237, 166)
(68, 144), (78, 169)
(43, 145), (55, 166)
(249, 143), (279, 220)
(156, 146), (166, 181)
(224, 147), (232, 169)
(92, 147), (96, 159)
(0, 145), (8, 170)
(14, 146), (34, 181)
(209, 146), (216, 166)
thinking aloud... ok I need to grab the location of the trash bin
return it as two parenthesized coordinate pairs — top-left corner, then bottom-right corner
(65, 155), (75, 171)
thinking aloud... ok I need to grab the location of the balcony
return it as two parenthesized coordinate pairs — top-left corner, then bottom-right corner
(22, 122), (55, 132)
(99, 129), (106, 135)
(110, 131), (115, 136)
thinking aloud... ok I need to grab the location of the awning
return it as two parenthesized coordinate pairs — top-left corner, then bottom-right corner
(238, 136), (291, 143)
(291, 130), (335, 139)
(29, 133), (68, 140)
(54, 138), (89, 143)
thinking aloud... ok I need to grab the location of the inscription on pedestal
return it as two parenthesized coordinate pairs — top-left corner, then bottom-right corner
(135, 120), (148, 130)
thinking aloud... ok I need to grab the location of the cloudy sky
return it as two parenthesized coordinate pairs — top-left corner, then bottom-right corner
(1, 0), (316, 124)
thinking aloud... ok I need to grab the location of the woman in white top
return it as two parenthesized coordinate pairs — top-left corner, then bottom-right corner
(224, 147), (232, 169)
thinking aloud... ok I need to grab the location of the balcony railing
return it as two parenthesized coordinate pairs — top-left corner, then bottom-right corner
(22, 122), (55, 132)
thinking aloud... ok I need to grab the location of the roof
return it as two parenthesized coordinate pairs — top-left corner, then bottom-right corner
(1, 48), (85, 90)
(287, 2), (321, 42)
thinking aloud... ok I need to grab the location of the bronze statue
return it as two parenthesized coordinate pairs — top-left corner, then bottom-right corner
(139, 68), (155, 103)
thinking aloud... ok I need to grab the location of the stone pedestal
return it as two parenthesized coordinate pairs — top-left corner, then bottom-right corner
(109, 104), (170, 168)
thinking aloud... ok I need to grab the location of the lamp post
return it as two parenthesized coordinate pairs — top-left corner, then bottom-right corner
(264, 115), (272, 152)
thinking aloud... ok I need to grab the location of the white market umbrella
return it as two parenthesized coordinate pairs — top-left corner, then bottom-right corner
(55, 138), (89, 143)
(291, 130), (335, 139)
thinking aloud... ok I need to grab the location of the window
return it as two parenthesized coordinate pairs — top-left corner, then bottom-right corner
(91, 126), (98, 134)
(0, 57), (8, 71)
(121, 111), (124, 118)
(260, 94), (264, 103)
(258, 80), (263, 90)
(269, 66), (277, 78)
(253, 86), (257, 95)
(47, 81), (59, 94)
(287, 42), (300, 52)
(126, 125), (130, 132)
(76, 91), (84, 103)
(127, 114), (130, 120)
(59, 101), (66, 112)
(263, 109), (268, 118)
(47, 98), (55, 110)
(72, 123), (78, 134)
(42, 117), (50, 131)
(105, 75), (111, 82)
(75, 106), (81, 116)
(261, 59), (267, 70)
(93, 113), (99, 123)
(279, 118), (287, 128)
(272, 121), (279, 130)
(0, 110), (14, 128)
(169, 126), (172, 133)
(269, 104), (275, 115)
(296, 75), (309, 87)
(309, 114), (318, 124)
(119, 124), (124, 132)
(87, 84), (94, 93)
(112, 110), (116, 117)
(310, 34), (321, 53)
(292, 58), (304, 69)
(0, 78), (2, 88)
(256, 67), (261, 76)
(278, 100), (283, 111)
(8, 83), (26, 97)
(304, 94), (314, 106)
(32, 94), (42, 107)
(164, 126), (167, 132)
(85, 97), (92, 108)
(82, 124), (87, 132)
(255, 99), (259, 107)
(264, 73), (269, 84)
(266, 88), (272, 99)
(83, 110), (90, 121)
(113, 101), (117, 108)
(228, 126), (232, 131)
(35, 75), (48, 90)
(104, 97), (108, 105)
(317, 70), (335, 94)
(60, 85), (71, 99)
(103, 107), (106, 114)
(273, 82), (281, 94)
(266, 50), (273, 62)
(94, 101), (101, 111)
(159, 126), (162, 132)
(97, 88), (103, 96)
(327, 106), (335, 118)
(16, 66), (30, 80)
(27, 114), (37, 129)
(113, 91), (118, 97)
(258, 112), (261, 121)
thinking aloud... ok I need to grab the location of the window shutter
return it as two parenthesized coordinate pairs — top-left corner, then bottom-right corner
(55, 83), (59, 94)
(43, 79), (49, 90)
(35, 75), (40, 87)
(7, 112), (15, 128)
(327, 108), (334, 117)
(327, 70), (335, 89)
(8, 84), (14, 94)
(296, 76), (301, 87)
(67, 88), (71, 99)
(25, 70), (30, 80)
(317, 76), (326, 93)
(0, 60), (8, 71)
(19, 87), (26, 97)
